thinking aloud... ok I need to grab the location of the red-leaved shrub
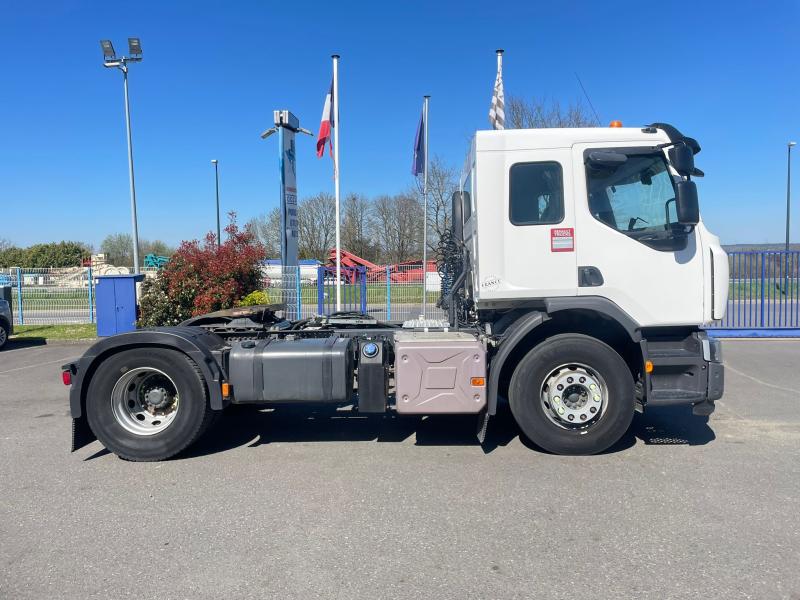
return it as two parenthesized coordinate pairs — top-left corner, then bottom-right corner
(138, 214), (266, 326)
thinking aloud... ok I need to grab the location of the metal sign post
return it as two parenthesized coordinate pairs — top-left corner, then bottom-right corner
(261, 111), (312, 318)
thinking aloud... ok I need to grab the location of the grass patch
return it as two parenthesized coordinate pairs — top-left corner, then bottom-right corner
(11, 324), (97, 340)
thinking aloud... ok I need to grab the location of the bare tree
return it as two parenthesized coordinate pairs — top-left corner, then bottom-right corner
(411, 156), (457, 254)
(372, 194), (423, 263)
(246, 208), (281, 258)
(506, 96), (598, 129)
(100, 233), (174, 266)
(0, 238), (11, 251)
(341, 192), (378, 261)
(298, 192), (336, 261)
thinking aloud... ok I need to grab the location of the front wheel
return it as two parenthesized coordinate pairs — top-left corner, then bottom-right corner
(86, 348), (215, 461)
(509, 334), (635, 455)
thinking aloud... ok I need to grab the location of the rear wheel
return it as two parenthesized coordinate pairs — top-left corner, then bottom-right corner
(0, 321), (8, 350)
(86, 348), (214, 461)
(509, 334), (635, 455)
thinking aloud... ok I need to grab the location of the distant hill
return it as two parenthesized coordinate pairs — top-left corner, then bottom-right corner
(723, 243), (800, 252)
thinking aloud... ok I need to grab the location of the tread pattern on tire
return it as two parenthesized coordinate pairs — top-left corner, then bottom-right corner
(509, 333), (635, 455)
(86, 348), (213, 462)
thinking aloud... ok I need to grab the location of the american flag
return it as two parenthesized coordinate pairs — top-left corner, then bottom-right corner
(488, 56), (505, 130)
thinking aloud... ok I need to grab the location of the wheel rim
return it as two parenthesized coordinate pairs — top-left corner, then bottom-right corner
(540, 363), (608, 431)
(110, 367), (180, 436)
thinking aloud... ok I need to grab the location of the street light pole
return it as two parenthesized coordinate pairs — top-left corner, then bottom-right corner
(101, 38), (143, 274)
(787, 142), (796, 253)
(787, 141), (796, 295)
(121, 66), (141, 274)
(211, 160), (221, 246)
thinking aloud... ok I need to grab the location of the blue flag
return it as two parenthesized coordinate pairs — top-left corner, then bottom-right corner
(411, 107), (425, 176)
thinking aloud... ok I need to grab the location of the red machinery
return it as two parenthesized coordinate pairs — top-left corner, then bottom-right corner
(325, 249), (435, 283)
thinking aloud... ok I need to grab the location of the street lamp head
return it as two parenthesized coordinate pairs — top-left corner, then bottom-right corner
(128, 37), (142, 59)
(211, 159), (218, 165)
(100, 39), (116, 60)
(790, 141), (797, 148)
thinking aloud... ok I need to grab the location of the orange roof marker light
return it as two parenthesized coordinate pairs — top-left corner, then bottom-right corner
(609, 120), (624, 128)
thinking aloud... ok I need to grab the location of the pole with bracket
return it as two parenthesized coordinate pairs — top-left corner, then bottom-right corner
(261, 111), (313, 318)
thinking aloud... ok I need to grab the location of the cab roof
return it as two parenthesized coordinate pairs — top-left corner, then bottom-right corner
(474, 126), (672, 152)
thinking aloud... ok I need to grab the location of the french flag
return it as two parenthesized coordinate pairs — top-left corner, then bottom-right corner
(316, 80), (334, 158)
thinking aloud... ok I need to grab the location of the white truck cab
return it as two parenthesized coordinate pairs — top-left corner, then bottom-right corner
(460, 124), (728, 327)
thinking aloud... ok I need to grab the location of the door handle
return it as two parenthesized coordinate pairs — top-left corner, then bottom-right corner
(578, 266), (604, 287)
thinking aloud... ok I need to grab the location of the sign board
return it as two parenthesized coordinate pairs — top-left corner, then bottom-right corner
(550, 227), (575, 252)
(278, 117), (299, 268)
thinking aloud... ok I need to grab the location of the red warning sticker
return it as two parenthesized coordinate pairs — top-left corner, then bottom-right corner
(550, 228), (575, 252)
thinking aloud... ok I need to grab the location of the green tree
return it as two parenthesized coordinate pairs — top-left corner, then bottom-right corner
(0, 241), (90, 268)
(0, 246), (26, 268)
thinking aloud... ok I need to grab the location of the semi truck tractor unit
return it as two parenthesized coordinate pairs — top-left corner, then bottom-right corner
(64, 123), (728, 461)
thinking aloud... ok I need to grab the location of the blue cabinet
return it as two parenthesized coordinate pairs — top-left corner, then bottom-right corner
(96, 274), (144, 336)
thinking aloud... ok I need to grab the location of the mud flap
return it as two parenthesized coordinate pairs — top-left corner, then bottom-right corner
(476, 408), (490, 444)
(72, 417), (96, 452)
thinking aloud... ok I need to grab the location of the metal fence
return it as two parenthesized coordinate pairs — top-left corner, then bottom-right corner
(0, 267), (159, 325)
(4, 252), (798, 334)
(1, 267), (95, 325)
(262, 264), (446, 322)
(0, 265), (446, 326)
(707, 250), (800, 334)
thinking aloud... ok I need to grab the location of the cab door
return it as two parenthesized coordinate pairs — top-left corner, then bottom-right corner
(571, 144), (704, 326)
(475, 147), (577, 301)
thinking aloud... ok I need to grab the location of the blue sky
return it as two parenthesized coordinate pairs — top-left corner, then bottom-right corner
(1, 0), (798, 248)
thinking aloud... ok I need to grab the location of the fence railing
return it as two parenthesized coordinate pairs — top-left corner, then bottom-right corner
(3, 252), (798, 333)
(261, 264), (446, 322)
(1, 267), (95, 325)
(708, 250), (800, 331)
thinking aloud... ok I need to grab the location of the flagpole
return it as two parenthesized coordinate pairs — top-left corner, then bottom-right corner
(332, 54), (342, 312)
(420, 95), (429, 321)
(496, 48), (503, 75)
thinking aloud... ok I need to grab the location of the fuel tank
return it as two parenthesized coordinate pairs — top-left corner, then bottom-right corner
(228, 337), (353, 403)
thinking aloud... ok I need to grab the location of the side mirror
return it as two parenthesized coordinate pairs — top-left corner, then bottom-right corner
(675, 180), (699, 225)
(668, 143), (695, 176)
(586, 151), (627, 168)
(451, 192), (464, 242)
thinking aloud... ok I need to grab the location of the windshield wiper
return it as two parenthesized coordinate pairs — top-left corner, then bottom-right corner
(627, 216), (649, 231)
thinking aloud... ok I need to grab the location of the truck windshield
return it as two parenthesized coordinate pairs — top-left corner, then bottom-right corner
(586, 152), (679, 239)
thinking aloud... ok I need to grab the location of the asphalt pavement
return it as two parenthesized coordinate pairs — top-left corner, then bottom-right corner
(0, 338), (798, 599)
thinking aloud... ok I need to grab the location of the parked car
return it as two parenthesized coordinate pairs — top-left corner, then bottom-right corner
(0, 298), (12, 350)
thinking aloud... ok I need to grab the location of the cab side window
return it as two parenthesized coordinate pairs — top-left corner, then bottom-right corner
(509, 162), (564, 225)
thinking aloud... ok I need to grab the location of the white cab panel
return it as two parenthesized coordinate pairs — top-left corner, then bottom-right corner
(571, 143), (705, 326)
(472, 146), (577, 302)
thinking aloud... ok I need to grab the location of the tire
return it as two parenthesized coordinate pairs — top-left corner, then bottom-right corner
(0, 321), (8, 350)
(509, 334), (634, 455)
(86, 348), (214, 461)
